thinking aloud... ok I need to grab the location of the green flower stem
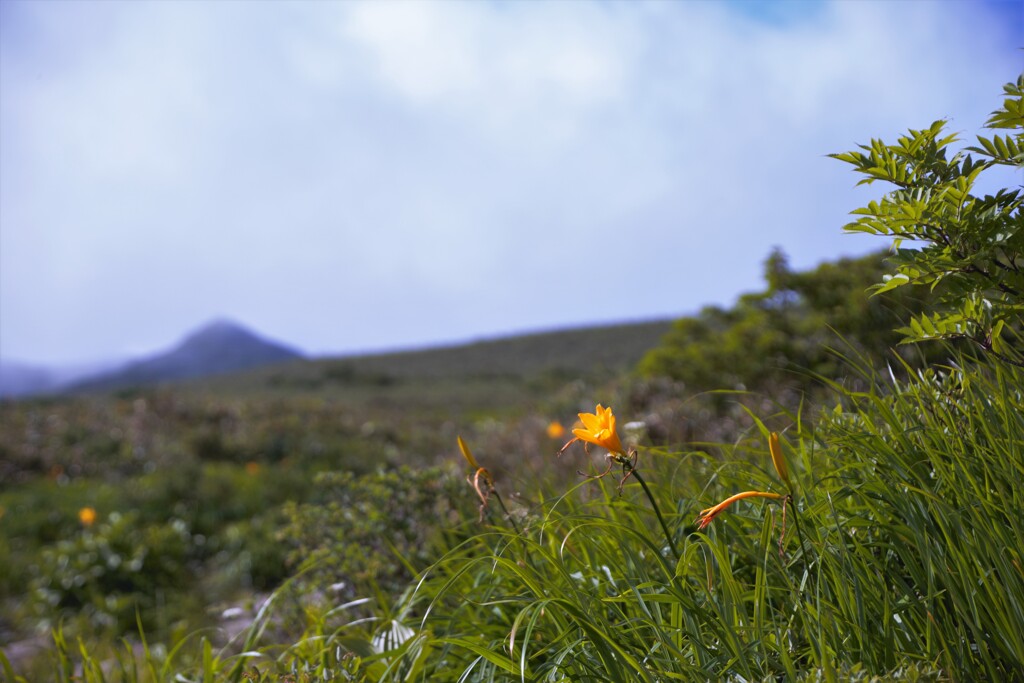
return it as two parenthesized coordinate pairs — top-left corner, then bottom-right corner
(628, 465), (680, 563)
(491, 489), (522, 536)
(788, 494), (812, 585)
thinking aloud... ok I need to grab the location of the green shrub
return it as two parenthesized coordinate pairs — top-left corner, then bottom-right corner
(31, 511), (193, 633)
(638, 249), (942, 399)
(282, 465), (477, 600)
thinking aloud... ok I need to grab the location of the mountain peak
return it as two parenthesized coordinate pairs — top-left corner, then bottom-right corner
(179, 318), (269, 349)
(67, 320), (303, 393)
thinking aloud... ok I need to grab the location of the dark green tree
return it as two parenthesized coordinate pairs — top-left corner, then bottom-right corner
(638, 249), (939, 395)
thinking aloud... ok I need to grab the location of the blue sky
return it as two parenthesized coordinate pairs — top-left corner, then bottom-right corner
(1, 0), (1021, 366)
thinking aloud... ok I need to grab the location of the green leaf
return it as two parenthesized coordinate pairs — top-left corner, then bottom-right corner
(437, 637), (523, 675)
(990, 318), (1006, 346)
(874, 273), (911, 294)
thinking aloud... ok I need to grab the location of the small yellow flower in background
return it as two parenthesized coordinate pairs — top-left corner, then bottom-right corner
(695, 491), (783, 530)
(245, 461), (261, 476)
(79, 507), (97, 527)
(546, 421), (566, 440)
(769, 432), (792, 489)
(563, 404), (624, 456)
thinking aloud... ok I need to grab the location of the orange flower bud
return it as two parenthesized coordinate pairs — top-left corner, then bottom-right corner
(695, 490), (784, 530)
(457, 436), (480, 470)
(769, 432), (792, 489)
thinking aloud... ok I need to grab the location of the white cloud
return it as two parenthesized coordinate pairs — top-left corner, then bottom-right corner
(337, 1), (640, 147)
(343, 2), (486, 104)
(0, 0), (1018, 364)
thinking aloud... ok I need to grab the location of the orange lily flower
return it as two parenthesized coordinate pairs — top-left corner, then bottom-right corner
(563, 404), (625, 455)
(695, 490), (784, 530)
(546, 421), (566, 439)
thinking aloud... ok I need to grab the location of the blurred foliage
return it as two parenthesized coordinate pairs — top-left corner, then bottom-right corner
(0, 320), (644, 659)
(281, 466), (477, 600)
(637, 249), (947, 397)
(31, 511), (193, 633)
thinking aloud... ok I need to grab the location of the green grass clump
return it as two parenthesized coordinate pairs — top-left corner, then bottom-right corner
(338, 356), (1022, 681)
(814, 359), (1024, 678)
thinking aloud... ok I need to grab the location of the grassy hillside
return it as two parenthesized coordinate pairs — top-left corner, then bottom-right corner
(0, 318), (674, 672)
(204, 319), (673, 391)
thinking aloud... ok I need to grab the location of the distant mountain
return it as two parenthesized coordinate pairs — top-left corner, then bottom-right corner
(0, 362), (58, 398)
(67, 320), (304, 393)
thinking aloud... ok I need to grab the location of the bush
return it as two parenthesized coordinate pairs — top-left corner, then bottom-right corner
(282, 465), (477, 600)
(31, 511), (193, 633)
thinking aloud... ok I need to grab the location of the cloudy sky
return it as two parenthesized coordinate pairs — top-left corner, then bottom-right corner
(1, 0), (1020, 367)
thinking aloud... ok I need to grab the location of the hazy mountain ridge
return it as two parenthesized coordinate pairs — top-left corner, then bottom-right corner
(0, 320), (304, 398)
(1, 319), (674, 399)
(67, 320), (304, 393)
(0, 363), (59, 398)
(0, 359), (126, 399)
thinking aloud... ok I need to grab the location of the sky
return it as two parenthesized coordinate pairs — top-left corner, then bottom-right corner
(1, 0), (1021, 367)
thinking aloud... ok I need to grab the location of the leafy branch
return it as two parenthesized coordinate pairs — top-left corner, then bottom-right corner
(830, 74), (1024, 363)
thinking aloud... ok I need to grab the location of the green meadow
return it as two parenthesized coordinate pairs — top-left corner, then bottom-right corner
(2, 76), (1021, 682)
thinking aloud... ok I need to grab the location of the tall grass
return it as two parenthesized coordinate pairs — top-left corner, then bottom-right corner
(814, 357), (1024, 679)
(354, 355), (1023, 681)
(6, 355), (1022, 681)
